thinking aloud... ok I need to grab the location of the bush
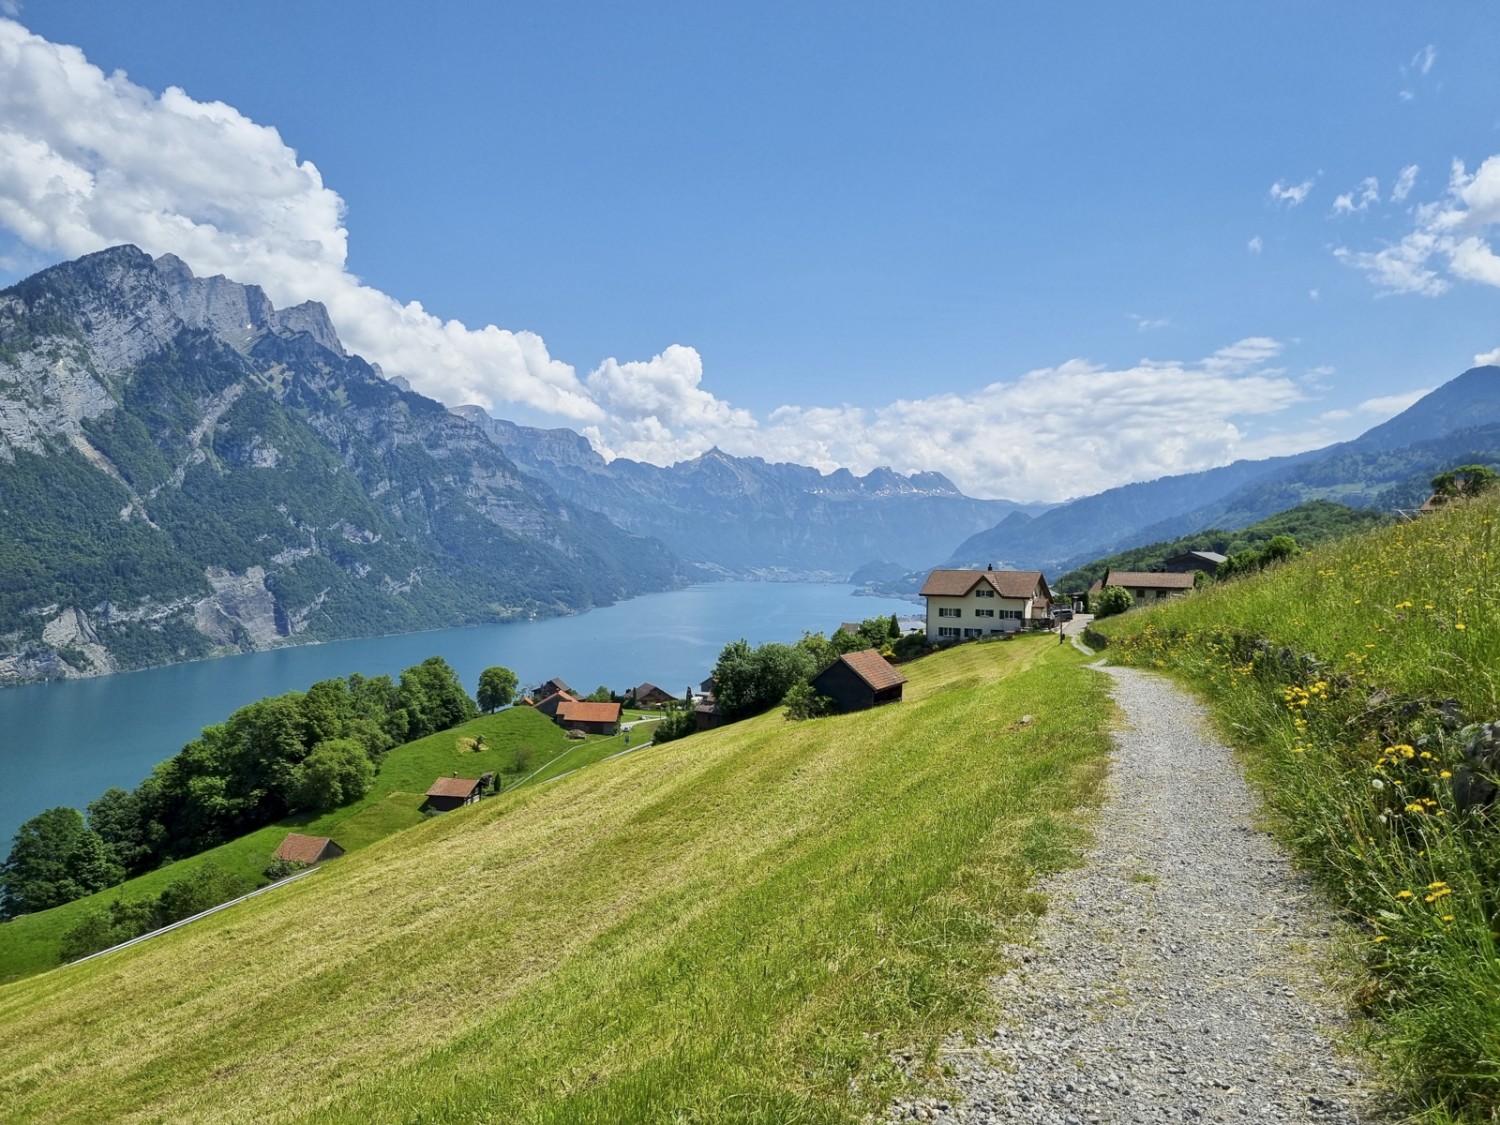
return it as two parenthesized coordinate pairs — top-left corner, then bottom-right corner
(652, 702), (699, 744)
(783, 682), (834, 722)
(1094, 585), (1133, 617)
(264, 858), (310, 881)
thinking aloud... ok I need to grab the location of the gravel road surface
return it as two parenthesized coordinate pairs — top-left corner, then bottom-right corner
(890, 661), (1377, 1124)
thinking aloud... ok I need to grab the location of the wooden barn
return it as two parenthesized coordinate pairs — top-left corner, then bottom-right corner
(626, 682), (676, 709)
(532, 689), (577, 719)
(426, 775), (482, 812)
(810, 649), (908, 714)
(555, 700), (622, 736)
(272, 833), (344, 866)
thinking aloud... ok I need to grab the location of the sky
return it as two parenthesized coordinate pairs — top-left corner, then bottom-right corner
(1, 3), (1499, 502)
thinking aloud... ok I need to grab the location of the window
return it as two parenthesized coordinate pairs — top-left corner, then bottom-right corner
(974, 587), (995, 597)
(937, 607), (961, 618)
(937, 626), (960, 639)
(963, 628), (983, 638)
(999, 609), (1022, 620)
(974, 608), (995, 618)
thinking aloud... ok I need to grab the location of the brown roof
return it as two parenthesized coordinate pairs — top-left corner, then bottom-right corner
(919, 568), (1049, 599)
(837, 649), (908, 692)
(1104, 570), (1196, 589)
(556, 700), (622, 723)
(426, 776), (481, 799)
(273, 833), (340, 864)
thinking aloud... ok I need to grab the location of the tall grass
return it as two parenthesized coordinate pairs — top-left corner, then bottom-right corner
(1094, 494), (1500, 1121)
(0, 638), (1110, 1124)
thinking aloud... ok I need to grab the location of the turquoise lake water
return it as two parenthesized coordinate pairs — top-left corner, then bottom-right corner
(0, 583), (917, 844)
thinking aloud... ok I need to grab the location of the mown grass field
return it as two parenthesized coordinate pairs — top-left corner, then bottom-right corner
(0, 707), (657, 981)
(1093, 493), (1500, 1122)
(0, 637), (1110, 1125)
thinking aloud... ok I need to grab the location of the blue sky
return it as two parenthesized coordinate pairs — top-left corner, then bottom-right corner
(2, 2), (1499, 500)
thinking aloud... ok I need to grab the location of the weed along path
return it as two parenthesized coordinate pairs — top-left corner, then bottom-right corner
(897, 662), (1377, 1125)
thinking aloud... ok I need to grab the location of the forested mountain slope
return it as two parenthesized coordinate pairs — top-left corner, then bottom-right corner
(0, 247), (682, 683)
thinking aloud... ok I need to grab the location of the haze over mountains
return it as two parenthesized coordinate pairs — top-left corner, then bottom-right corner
(2, 246), (1497, 683)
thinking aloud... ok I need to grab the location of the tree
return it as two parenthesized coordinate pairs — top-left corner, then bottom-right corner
(887, 614), (901, 640)
(583, 685), (614, 703)
(1263, 534), (1298, 564)
(712, 639), (815, 720)
(1094, 585), (1134, 618)
(1, 807), (121, 918)
(477, 665), (519, 713)
(1432, 464), (1498, 501)
(783, 681), (833, 721)
(399, 656), (479, 739)
(154, 863), (252, 926)
(87, 786), (152, 874)
(287, 739), (375, 813)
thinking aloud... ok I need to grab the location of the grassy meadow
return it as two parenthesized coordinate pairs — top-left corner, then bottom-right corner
(0, 706), (658, 981)
(0, 636), (1110, 1125)
(1093, 493), (1500, 1122)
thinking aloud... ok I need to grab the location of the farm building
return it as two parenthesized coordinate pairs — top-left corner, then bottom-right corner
(810, 649), (908, 714)
(272, 834), (344, 865)
(626, 682), (676, 708)
(532, 690), (577, 719)
(426, 775), (482, 812)
(556, 700), (623, 735)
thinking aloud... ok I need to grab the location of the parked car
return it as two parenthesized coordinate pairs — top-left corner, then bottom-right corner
(1054, 608), (1074, 622)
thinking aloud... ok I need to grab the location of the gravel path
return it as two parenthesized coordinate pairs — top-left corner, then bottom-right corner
(890, 662), (1377, 1124)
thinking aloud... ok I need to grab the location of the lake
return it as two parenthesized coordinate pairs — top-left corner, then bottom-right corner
(0, 583), (917, 844)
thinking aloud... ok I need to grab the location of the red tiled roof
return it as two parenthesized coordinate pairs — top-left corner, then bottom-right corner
(838, 649), (908, 692)
(273, 833), (338, 864)
(919, 568), (1048, 599)
(556, 700), (622, 723)
(1104, 570), (1195, 590)
(427, 776), (481, 799)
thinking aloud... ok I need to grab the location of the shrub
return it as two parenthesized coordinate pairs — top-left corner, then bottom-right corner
(264, 858), (310, 881)
(1094, 585), (1133, 617)
(783, 682), (834, 721)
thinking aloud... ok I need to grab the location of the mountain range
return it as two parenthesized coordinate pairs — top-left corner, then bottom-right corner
(0, 247), (682, 683)
(4, 245), (1497, 684)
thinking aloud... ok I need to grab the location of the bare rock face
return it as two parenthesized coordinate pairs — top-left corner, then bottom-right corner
(38, 608), (115, 676)
(194, 567), (286, 649)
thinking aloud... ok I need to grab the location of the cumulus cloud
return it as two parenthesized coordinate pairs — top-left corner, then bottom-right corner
(0, 20), (1322, 502)
(1333, 177), (1381, 215)
(1269, 176), (1317, 207)
(1337, 154), (1500, 296)
(1247, 235), (1262, 254)
(1475, 347), (1500, 366)
(0, 18), (601, 421)
(1392, 164), (1419, 202)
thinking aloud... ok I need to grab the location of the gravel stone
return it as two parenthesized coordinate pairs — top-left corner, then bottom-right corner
(891, 661), (1379, 1124)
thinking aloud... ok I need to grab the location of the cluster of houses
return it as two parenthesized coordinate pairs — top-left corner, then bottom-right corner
(919, 549), (1217, 640)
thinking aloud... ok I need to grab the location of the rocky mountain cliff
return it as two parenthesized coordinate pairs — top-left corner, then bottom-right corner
(946, 366), (1500, 574)
(452, 409), (1048, 577)
(0, 247), (682, 683)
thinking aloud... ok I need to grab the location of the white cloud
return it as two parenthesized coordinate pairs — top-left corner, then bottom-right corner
(1358, 388), (1433, 417)
(1337, 154), (1500, 297)
(1309, 288), (1320, 300)
(1391, 164), (1419, 202)
(1475, 347), (1500, 366)
(1320, 409), (1353, 421)
(0, 1), (19, 17)
(1269, 176), (1317, 207)
(1333, 177), (1380, 215)
(1413, 45), (1436, 76)
(1399, 89), (1415, 102)
(0, 20), (1320, 503)
(0, 18), (602, 422)
(1247, 235), (1263, 254)
(1128, 314), (1170, 331)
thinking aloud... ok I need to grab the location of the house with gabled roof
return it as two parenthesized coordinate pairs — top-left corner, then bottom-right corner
(555, 700), (622, 735)
(1091, 569), (1196, 604)
(536, 677), (573, 698)
(1163, 550), (1227, 575)
(532, 689), (577, 719)
(272, 833), (344, 866)
(811, 649), (908, 713)
(426, 775), (482, 811)
(919, 567), (1051, 640)
(625, 682), (676, 709)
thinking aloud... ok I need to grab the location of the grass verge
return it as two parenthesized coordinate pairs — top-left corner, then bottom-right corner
(0, 636), (1109, 1124)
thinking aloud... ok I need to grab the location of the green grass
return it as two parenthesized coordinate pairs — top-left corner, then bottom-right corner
(0, 705), (585, 981)
(1093, 493), (1500, 1122)
(0, 637), (1111, 1124)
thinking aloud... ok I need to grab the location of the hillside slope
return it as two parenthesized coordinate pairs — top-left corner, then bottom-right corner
(0, 638), (1110, 1125)
(0, 247), (682, 683)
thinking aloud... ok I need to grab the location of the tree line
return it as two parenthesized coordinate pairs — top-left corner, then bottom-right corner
(0, 655), (478, 919)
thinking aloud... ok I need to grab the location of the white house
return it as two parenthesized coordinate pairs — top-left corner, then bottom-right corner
(919, 568), (1052, 640)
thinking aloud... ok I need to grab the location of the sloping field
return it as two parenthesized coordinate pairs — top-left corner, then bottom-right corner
(0, 636), (1110, 1125)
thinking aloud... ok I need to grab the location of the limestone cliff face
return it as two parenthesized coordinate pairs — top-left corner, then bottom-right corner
(0, 247), (683, 684)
